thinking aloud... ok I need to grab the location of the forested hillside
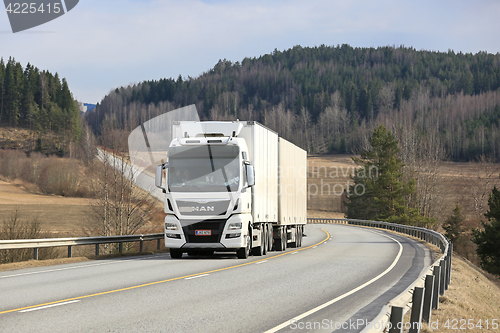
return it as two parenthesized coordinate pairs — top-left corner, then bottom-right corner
(0, 57), (81, 144)
(87, 45), (500, 161)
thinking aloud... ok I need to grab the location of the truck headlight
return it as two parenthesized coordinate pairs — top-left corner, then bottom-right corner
(165, 223), (179, 231)
(228, 222), (242, 230)
(226, 233), (241, 239)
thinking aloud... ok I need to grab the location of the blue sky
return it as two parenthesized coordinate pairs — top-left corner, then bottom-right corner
(1, 0), (500, 104)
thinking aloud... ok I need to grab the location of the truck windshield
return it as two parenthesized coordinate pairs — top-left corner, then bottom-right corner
(167, 145), (240, 192)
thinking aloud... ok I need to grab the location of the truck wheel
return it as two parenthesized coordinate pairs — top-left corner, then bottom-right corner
(237, 234), (251, 259)
(262, 227), (267, 255)
(267, 224), (273, 252)
(282, 228), (287, 250)
(170, 249), (183, 259)
(291, 227), (299, 248)
(252, 228), (265, 256)
(298, 227), (302, 247)
(275, 227), (286, 251)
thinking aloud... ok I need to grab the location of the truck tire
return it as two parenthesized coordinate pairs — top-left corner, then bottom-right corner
(170, 249), (183, 259)
(275, 227), (286, 251)
(282, 228), (287, 250)
(262, 227), (267, 255)
(267, 224), (273, 252)
(291, 227), (299, 248)
(252, 228), (265, 256)
(237, 234), (251, 259)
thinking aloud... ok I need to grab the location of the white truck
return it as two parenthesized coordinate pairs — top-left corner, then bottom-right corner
(155, 121), (307, 259)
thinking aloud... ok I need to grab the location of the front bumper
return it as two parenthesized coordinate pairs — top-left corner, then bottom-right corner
(164, 214), (251, 250)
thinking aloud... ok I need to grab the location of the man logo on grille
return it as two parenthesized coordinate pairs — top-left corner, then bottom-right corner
(4, 0), (79, 33)
(192, 206), (215, 212)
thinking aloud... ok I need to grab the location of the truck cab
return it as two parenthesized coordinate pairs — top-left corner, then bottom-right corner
(156, 121), (257, 258)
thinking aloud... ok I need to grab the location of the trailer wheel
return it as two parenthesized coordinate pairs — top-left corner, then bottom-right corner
(275, 227), (286, 251)
(291, 227), (299, 248)
(170, 249), (183, 259)
(237, 233), (251, 259)
(267, 224), (273, 252)
(282, 227), (287, 250)
(262, 226), (267, 255)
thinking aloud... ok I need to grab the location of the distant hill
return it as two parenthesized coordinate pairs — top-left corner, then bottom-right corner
(87, 45), (500, 161)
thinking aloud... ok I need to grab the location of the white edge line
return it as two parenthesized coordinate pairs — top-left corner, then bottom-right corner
(185, 273), (209, 280)
(264, 231), (403, 333)
(256, 260), (268, 264)
(19, 300), (80, 313)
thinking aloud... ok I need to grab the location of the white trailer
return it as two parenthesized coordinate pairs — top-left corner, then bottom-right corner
(155, 121), (307, 259)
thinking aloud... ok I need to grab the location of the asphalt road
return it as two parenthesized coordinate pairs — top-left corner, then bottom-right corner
(0, 223), (431, 333)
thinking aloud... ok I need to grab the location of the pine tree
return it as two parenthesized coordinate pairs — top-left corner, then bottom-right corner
(443, 204), (464, 244)
(346, 125), (434, 226)
(347, 126), (409, 220)
(472, 186), (500, 276)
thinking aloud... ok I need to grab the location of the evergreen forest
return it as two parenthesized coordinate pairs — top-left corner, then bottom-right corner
(87, 44), (500, 161)
(0, 57), (81, 142)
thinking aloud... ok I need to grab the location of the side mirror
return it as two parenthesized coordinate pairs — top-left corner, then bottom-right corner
(156, 163), (168, 190)
(155, 165), (164, 188)
(246, 164), (255, 187)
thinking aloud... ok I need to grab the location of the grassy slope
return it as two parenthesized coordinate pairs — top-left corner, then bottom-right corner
(421, 255), (500, 332)
(0, 179), (91, 235)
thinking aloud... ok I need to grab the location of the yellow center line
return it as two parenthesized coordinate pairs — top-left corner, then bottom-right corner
(0, 229), (330, 315)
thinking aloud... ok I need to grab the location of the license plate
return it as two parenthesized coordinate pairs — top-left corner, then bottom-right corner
(195, 230), (211, 236)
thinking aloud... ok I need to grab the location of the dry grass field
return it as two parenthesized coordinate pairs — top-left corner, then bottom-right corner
(307, 154), (500, 223)
(0, 179), (91, 235)
(418, 255), (500, 333)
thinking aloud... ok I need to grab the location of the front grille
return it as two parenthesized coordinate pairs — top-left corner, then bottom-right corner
(181, 219), (226, 243)
(176, 200), (230, 216)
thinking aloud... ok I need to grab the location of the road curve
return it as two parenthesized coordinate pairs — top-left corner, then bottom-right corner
(0, 224), (431, 333)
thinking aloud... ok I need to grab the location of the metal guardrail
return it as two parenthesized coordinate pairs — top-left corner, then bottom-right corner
(307, 217), (452, 333)
(0, 233), (164, 259)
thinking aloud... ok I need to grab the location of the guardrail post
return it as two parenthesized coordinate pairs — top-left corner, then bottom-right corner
(389, 306), (404, 333)
(422, 275), (434, 323)
(444, 252), (451, 290)
(68, 245), (72, 258)
(409, 287), (424, 333)
(95, 244), (99, 256)
(119, 242), (123, 253)
(33, 248), (39, 260)
(140, 238), (144, 253)
(157, 239), (161, 250)
(439, 260), (446, 296)
(446, 244), (453, 288)
(432, 266), (441, 309)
